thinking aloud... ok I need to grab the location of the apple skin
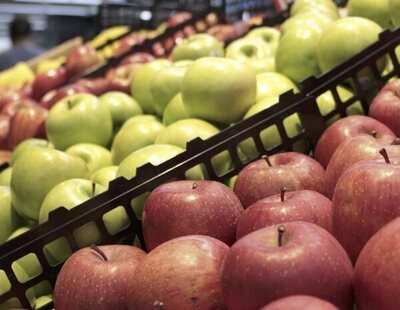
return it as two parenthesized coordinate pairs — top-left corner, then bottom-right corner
(77, 78), (111, 97)
(131, 59), (171, 114)
(0, 167), (12, 186)
(46, 93), (113, 151)
(31, 67), (67, 101)
(0, 114), (10, 149)
(221, 222), (353, 310)
(2, 98), (37, 118)
(234, 152), (326, 208)
(207, 24), (238, 43)
(89, 165), (117, 189)
(114, 34), (144, 57)
(121, 52), (155, 66)
(280, 11), (335, 35)
(290, 0), (339, 16)
(245, 27), (280, 56)
(0, 89), (28, 111)
(126, 235), (229, 309)
(11, 138), (53, 166)
(256, 72), (298, 102)
(172, 34), (224, 61)
(65, 143), (112, 175)
(143, 180), (243, 250)
(317, 17), (384, 74)
(315, 115), (396, 168)
(111, 116), (165, 164)
(116, 144), (204, 217)
(369, 78), (400, 136)
(389, 0), (400, 26)
(332, 156), (400, 262)
(65, 44), (100, 79)
(236, 190), (332, 240)
(261, 295), (339, 310)
(99, 91), (142, 129)
(11, 147), (88, 221)
(54, 245), (146, 310)
(347, 0), (390, 28)
(182, 57), (256, 125)
(0, 186), (22, 244)
(324, 135), (400, 198)
(105, 63), (141, 95)
(354, 216), (400, 309)
(39, 83), (90, 110)
(162, 93), (190, 126)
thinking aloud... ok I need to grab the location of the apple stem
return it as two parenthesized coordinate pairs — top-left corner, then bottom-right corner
(278, 225), (285, 247)
(370, 130), (378, 138)
(192, 183), (197, 189)
(262, 155), (272, 167)
(280, 186), (287, 202)
(67, 100), (72, 109)
(92, 182), (96, 197)
(90, 244), (108, 261)
(391, 138), (400, 145)
(379, 148), (391, 164)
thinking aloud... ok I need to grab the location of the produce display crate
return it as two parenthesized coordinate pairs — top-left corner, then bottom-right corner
(0, 19), (399, 310)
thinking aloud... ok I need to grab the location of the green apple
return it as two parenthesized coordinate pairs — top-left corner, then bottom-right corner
(0, 167), (12, 186)
(99, 91), (142, 129)
(150, 61), (191, 116)
(116, 144), (204, 217)
(317, 17), (384, 74)
(89, 165), (118, 189)
(171, 33), (224, 61)
(131, 59), (171, 113)
(38, 179), (118, 264)
(256, 72), (298, 102)
(11, 148), (88, 221)
(162, 93), (190, 126)
(66, 143), (112, 175)
(280, 11), (336, 35)
(121, 114), (161, 130)
(182, 57), (256, 125)
(290, 0), (339, 17)
(390, 0), (400, 26)
(347, 0), (390, 28)
(46, 93), (113, 151)
(225, 37), (275, 73)
(33, 295), (53, 310)
(11, 138), (53, 166)
(7, 226), (30, 240)
(276, 24), (324, 83)
(0, 186), (21, 244)
(155, 118), (230, 175)
(111, 117), (165, 164)
(226, 175), (237, 189)
(245, 27), (281, 56)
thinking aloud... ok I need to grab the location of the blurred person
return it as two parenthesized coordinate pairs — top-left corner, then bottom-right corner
(0, 15), (44, 70)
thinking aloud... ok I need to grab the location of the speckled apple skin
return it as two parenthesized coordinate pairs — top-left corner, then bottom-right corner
(261, 295), (339, 310)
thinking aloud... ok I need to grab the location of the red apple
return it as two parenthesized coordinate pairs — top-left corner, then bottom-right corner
(39, 83), (89, 110)
(6, 105), (48, 149)
(221, 222), (353, 310)
(31, 67), (67, 101)
(114, 34), (144, 57)
(120, 52), (155, 65)
(126, 235), (228, 309)
(54, 245), (146, 310)
(234, 153), (326, 208)
(20, 81), (33, 99)
(315, 115), (395, 168)
(167, 11), (192, 27)
(0, 114), (11, 149)
(369, 78), (400, 136)
(65, 44), (100, 79)
(236, 188), (332, 240)
(77, 78), (111, 96)
(332, 149), (400, 262)
(143, 180), (244, 251)
(0, 150), (11, 165)
(2, 98), (37, 118)
(261, 295), (339, 310)
(0, 90), (28, 110)
(325, 135), (400, 198)
(106, 63), (142, 95)
(354, 216), (400, 309)
(207, 24), (238, 43)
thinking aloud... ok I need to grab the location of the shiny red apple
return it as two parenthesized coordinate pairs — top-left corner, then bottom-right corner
(77, 78), (111, 96)
(31, 67), (67, 101)
(114, 34), (144, 57)
(65, 44), (100, 79)
(2, 98), (37, 118)
(39, 83), (89, 109)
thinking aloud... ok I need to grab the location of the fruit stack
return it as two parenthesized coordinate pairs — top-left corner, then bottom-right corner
(0, 0), (400, 309)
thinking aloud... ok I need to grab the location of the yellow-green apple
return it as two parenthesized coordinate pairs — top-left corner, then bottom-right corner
(389, 0), (400, 26)
(155, 118), (230, 175)
(369, 78), (400, 135)
(347, 0), (390, 28)
(162, 93), (190, 126)
(131, 59), (171, 113)
(111, 116), (165, 164)
(290, 0), (339, 18)
(120, 114), (160, 130)
(99, 91), (142, 129)
(126, 235), (229, 309)
(236, 189), (332, 239)
(0, 186), (21, 244)
(256, 72), (298, 102)
(54, 245), (146, 310)
(65, 44), (100, 79)
(38, 179), (110, 263)
(182, 57), (256, 124)
(315, 115), (395, 168)
(89, 165), (117, 189)
(276, 24), (324, 83)
(280, 11), (336, 35)
(245, 27), (280, 56)
(317, 17), (384, 74)
(221, 222), (353, 310)
(324, 135), (400, 198)
(116, 144), (204, 217)
(0, 167), (11, 186)
(46, 93), (113, 150)
(234, 153), (325, 208)
(31, 67), (67, 101)
(149, 61), (191, 116)
(11, 138), (53, 166)
(261, 295), (339, 310)
(32, 295), (52, 310)
(171, 34), (224, 61)
(66, 143), (112, 175)
(143, 180), (243, 250)
(354, 216), (400, 309)
(11, 147), (88, 221)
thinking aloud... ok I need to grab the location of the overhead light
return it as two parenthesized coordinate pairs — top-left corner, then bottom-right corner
(139, 10), (152, 21)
